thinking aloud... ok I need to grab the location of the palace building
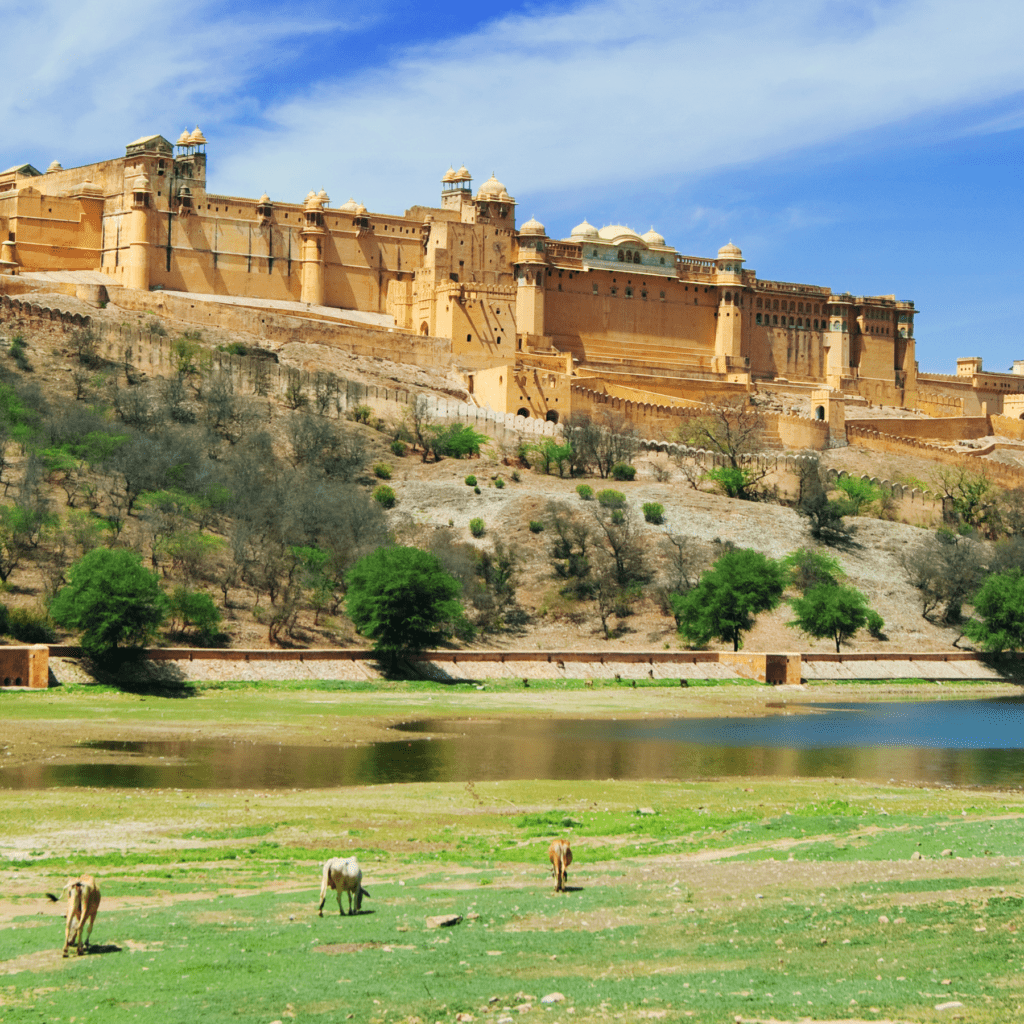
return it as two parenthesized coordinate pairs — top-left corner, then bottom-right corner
(0, 130), (931, 424)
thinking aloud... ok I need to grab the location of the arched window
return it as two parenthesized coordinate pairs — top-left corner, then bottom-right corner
(725, 292), (732, 303)
(517, 407), (529, 417)
(797, 317), (803, 327)
(617, 250), (625, 261)
(815, 405), (825, 421)
(773, 299), (779, 310)
(756, 297), (762, 308)
(773, 315), (778, 325)
(545, 410), (559, 424)
(789, 316), (794, 326)
(756, 313), (762, 324)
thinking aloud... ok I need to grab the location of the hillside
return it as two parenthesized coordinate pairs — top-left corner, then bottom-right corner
(0, 292), (998, 658)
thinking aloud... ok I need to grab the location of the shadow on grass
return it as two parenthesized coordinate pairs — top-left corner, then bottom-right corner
(87, 656), (196, 698)
(976, 653), (1024, 685)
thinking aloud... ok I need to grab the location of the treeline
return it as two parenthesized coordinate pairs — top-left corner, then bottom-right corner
(0, 326), (521, 652)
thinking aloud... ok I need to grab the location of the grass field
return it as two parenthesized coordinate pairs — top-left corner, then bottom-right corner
(2, 680), (1023, 1023)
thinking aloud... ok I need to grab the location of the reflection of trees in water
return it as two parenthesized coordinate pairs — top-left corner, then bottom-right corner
(6, 715), (1024, 790)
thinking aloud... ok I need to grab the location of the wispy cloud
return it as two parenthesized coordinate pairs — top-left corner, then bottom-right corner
(0, 0), (358, 167)
(5, 0), (1024, 221)
(213, 0), (1024, 212)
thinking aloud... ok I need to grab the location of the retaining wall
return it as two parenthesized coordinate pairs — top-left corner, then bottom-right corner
(39, 646), (1024, 684)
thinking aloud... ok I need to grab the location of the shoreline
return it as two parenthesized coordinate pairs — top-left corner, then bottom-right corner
(1, 679), (1021, 774)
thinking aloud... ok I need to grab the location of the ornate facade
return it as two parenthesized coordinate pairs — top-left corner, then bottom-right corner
(1, 131), (921, 419)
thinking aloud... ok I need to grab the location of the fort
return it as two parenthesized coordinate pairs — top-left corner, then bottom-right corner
(2, 130), (1022, 435)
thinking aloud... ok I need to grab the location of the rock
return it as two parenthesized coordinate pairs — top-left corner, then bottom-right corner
(911, 851), (923, 861)
(878, 915), (890, 924)
(456, 1015), (475, 1023)
(466, 912), (480, 920)
(894, 917), (906, 925)
(637, 807), (656, 816)
(941, 848), (953, 857)
(426, 914), (463, 929)
(516, 1005), (532, 1014)
(541, 993), (565, 1004)
(935, 1001), (964, 1011)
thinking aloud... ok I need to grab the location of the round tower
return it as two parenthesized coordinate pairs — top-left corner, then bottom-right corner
(300, 192), (326, 306)
(127, 173), (153, 292)
(713, 242), (746, 376)
(515, 216), (547, 341)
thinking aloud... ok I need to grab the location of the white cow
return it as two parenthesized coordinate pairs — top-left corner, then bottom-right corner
(318, 856), (369, 917)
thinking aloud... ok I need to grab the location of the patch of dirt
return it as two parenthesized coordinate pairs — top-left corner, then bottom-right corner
(313, 941), (386, 954)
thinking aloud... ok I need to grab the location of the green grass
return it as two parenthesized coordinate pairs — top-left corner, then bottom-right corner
(5, 689), (1024, 1021)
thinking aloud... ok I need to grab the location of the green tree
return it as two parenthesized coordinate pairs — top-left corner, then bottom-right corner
(346, 546), (471, 667)
(782, 548), (844, 593)
(50, 548), (168, 661)
(788, 582), (872, 652)
(671, 548), (786, 650)
(962, 570), (1024, 652)
(167, 586), (222, 643)
(835, 476), (880, 515)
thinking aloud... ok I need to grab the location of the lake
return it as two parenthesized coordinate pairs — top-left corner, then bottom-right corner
(4, 697), (1024, 790)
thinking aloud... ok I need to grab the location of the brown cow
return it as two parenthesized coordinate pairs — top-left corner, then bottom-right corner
(548, 839), (572, 892)
(59, 875), (101, 956)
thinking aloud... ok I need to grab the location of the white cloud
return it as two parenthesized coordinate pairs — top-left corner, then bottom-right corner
(0, 0), (357, 168)
(5, 0), (1024, 224)
(212, 0), (1024, 215)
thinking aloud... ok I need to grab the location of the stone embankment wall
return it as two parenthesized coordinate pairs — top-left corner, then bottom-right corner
(37, 645), (1017, 685)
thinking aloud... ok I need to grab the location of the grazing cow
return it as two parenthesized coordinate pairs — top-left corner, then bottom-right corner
(55, 875), (101, 957)
(318, 856), (369, 917)
(549, 839), (573, 892)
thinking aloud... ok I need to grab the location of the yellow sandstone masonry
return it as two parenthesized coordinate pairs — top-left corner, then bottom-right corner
(3, 131), (1021, 428)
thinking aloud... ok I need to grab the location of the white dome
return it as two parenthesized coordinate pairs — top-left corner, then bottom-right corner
(519, 216), (545, 236)
(642, 227), (665, 246)
(717, 241), (743, 260)
(477, 174), (506, 200)
(597, 224), (642, 242)
(570, 218), (598, 239)
(339, 197), (360, 212)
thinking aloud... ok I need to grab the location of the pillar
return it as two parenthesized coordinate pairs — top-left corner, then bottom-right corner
(127, 175), (153, 292)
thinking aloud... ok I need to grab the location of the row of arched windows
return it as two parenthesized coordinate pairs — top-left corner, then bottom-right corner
(756, 314), (830, 329)
(756, 297), (823, 314)
(618, 249), (641, 263)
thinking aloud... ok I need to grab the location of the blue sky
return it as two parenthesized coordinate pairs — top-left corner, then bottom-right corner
(3, 0), (1023, 373)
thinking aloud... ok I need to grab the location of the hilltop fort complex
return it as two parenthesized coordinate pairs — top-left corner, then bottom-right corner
(2, 130), (1022, 443)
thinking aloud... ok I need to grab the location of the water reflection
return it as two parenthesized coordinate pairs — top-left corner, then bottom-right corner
(4, 698), (1024, 790)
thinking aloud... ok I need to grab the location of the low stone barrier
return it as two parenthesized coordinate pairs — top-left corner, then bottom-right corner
(35, 647), (1024, 685)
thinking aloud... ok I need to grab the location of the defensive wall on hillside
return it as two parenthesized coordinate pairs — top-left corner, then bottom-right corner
(2, 288), (1022, 505)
